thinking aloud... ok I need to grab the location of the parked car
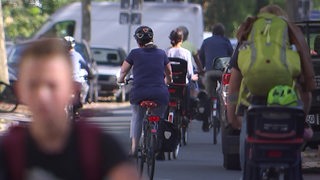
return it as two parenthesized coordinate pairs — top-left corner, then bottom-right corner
(91, 46), (129, 101)
(295, 21), (320, 149)
(7, 41), (98, 103)
(216, 58), (241, 170)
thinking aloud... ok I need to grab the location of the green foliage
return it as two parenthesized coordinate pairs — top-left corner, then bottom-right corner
(191, 0), (287, 37)
(41, 0), (79, 14)
(3, 4), (48, 41)
(2, 0), (80, 41)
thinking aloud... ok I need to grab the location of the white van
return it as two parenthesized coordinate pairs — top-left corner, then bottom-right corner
(33, 2), (204, 52)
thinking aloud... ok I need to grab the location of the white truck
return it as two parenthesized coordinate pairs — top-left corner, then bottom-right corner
(33, 1), (204, 101)
(33, 1), (204, 51)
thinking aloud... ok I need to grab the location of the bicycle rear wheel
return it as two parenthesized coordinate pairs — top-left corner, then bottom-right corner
(146, 134), (156, 180)
(0, 82), (18, 112)
(213, 117), (220, 144)
(181, 118), (188, 146)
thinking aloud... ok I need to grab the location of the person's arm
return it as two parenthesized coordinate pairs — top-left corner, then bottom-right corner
(199, 43), (206, 70)
(79, 58), (93, 78)
(193, 53), (204, 75)
(165, 63), (172, 84)
(227, 68), (243, 129)
(118, 61), (132, 83)
(227, 40), (234, 57)
(187, 53), (194, 76)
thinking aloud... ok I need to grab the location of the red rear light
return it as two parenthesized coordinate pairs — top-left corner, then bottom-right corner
(267, 150), (283, 158)
(222, 73), (231, 85)
(168, 112), (174, 123)
(148, 116), (160, 122)
(169, 101), (177, 107)
(168, 88), (176, 93)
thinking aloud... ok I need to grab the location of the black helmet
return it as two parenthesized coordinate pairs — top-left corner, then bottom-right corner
(169, 28), (184, 46)
(177, 26), (189, 41)
(134, 26), (154, 46)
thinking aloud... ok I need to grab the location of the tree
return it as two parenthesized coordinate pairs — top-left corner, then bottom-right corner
(192, 0), (287, 37)
(2, 0), (80, 41)
(82, 0), (91, 43)
(0, 2), (8, 83)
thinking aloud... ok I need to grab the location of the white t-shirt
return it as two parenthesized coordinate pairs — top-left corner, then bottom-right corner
(70, 50), (86, 83)
(166, 47), (194, 83)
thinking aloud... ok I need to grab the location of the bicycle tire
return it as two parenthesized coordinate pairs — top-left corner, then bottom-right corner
(138, 146), (144, 176)
(0, 82), (18, 112)
(147, 134), (156, 180)
(173, 142), (180, 159)
(213, 118), (218, 144)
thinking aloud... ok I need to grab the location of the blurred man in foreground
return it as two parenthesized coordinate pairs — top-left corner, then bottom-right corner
(0, 38), (139, 180)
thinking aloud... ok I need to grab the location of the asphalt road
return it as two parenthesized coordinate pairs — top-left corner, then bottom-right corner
(80, 104), (320, 180)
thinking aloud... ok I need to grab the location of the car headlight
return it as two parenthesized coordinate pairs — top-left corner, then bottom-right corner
(0, 119), (19, 134)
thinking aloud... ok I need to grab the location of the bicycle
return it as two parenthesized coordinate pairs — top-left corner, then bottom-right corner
(209, 57), (231, 144)
(137, 100), (160, 180)
(210, 91), (220, 145)
(0, 81), (18, 112)
(167, 57), (189, 148)
(243, 105), (305, 180)
(167, 83), (187, 159)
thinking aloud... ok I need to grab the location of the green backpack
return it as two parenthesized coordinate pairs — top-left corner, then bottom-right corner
(237, 13), (301, 109)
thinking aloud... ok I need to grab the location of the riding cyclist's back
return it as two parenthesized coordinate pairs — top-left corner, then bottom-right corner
(227, 5), (316, 177)
(118, 26), (172, 157)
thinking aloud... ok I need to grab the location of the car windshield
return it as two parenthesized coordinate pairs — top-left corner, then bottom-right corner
(91, 48), (123, 66)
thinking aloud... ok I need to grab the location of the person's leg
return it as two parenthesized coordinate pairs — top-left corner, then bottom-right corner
(204, 70), (222, 97)
(81, 81), (89, 104)
(204, 71), (214, 97)
(130, 104), (146, 155)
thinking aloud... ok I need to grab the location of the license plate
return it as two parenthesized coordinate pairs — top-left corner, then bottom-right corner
(306, 114), (320, 125)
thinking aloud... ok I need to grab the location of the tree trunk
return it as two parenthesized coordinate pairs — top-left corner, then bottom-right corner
(82, 0), (91, 44)
(286, 0), (299, 22)
(0, 2), (8, 84)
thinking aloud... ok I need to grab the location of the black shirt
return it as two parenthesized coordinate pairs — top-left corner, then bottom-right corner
(229, 43), (240, 71)
(0, 124), (128, 180)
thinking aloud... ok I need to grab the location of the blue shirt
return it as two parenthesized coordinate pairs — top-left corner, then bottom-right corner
(126, 48), (169, 105)
(199, 35), (233, 71)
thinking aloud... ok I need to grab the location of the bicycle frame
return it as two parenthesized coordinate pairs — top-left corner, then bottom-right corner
(138, 102), (160, 180)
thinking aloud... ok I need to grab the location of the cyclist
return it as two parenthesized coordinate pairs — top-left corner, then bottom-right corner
(199, 23), (233, 131)
(118, 26), (172, 160)
(64, 36), (91, 105)
(199, 23), (233, 97)
(0, 38), (139, 180)
(178, 25), (204, 75)
(167, 28), (199, 120)
(227, 4), (316, 172)
(167, 28), (198, 88)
